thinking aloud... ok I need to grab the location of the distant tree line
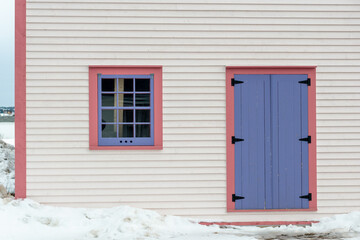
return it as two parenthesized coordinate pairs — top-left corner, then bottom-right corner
(0, 107), (15, 116)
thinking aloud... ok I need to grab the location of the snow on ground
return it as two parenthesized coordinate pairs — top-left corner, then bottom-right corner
(0, 121), (15, 194)
(0, 198), (250, 240)
(0, 121), (14, 146)
(0, 197), (360, 240)
(2, 138), (14, 146)
(0, 141), (14, 194)
(0, 122), (14, 143)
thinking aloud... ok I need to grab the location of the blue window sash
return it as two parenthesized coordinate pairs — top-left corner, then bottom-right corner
(98, 74), (154, 146)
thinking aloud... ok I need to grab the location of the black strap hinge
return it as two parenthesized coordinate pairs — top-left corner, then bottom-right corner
(299, 78), (311, 86)
(231, 78), (244, 86)
(232, 194), (245, 202)
(299, 193), (312, 201)
(299, 136), (311, 143)
(232, 136), (244, 144)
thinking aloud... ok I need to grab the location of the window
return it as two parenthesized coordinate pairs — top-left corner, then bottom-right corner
(89, 66), (162, 150)
(99, 75), (154, 146)
(226, 66), (317, 211)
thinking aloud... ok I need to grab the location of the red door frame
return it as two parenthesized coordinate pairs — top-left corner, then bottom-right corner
(226, 66), (317, 212)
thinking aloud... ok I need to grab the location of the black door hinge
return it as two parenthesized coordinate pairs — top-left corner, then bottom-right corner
(299, 78), (311, 86)
(232, 136), (244, 144)
(232, 194), (245, 202)
(299, 136), (311, 143)
(299, 193), (312, 201)
(231, 78), (244, 86)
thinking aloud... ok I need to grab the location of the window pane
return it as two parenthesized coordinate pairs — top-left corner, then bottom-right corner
(102, 124), (117, 138)
(102, 110), (116, 123)
(102, 94), (116, 107)
(119, 110), (133, 123)
(136, 110), (150, 122)
(118, 78), (133, 92)
(118, 94), (133, 107)
(119, 124), (134, 137)
(102, 78), (116, 92)
(135, 94), (150, 107)
(136, 124), (150, 137)
(135, 78), (150, 92)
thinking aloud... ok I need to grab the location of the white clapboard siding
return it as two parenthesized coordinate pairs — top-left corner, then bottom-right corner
(26, 0), (360, 222)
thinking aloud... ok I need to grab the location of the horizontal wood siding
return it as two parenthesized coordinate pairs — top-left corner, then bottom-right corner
(26, 0), (360, 221)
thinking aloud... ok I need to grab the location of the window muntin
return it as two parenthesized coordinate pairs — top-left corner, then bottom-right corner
(98, 74), (154, 146)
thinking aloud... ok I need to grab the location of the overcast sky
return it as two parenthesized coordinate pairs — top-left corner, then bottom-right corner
(0, 0), (14, 107)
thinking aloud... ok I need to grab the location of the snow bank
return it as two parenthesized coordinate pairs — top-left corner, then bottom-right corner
(222, 212), (360, 239)
(2, 138), (14, 146)
(0, 122), (14, 140)
(0, 198), (249, 240)
(0, 198), (360, 240)
(311, 212), (360, 237)
(0, 141), (15, 194)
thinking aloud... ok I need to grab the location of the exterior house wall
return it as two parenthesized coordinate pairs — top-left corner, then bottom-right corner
(21, 0), (360, 222)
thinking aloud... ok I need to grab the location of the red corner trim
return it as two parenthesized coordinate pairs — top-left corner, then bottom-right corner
(15, 0), (26, 198)
(199, 221), (319, 226)
(89, 66), (163, 150)
(225, 66), (317, 212)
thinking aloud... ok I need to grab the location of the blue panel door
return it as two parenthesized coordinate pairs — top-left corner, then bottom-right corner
(234, 74), (309, 210)
(234, 74), (271, 209)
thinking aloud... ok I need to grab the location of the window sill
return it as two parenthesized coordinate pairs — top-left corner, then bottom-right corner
(89, 145), (163, 150)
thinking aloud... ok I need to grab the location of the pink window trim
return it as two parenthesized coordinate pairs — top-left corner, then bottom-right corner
(226, 66), (317, 212)
(15, 0), (27, 199)
(89, 66), (163, 150)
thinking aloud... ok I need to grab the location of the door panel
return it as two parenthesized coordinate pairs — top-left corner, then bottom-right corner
(267, 74), (309, 209)
(234, 74), (270, 209)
